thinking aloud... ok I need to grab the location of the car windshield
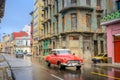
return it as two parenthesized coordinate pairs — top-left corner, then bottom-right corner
(17, 52), (23, 54)
(56, 50), (71, 54)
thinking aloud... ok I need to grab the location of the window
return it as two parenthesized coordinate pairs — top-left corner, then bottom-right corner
(94, 40), (98, 56)
(97, 0), (101, 6)
(86, 14), (91, 27)
(100, 41), (104, 53)
(41, 14), (44, 17)
(71, 0), (77, 4)
(26, 40), (28, 46)
(62, 17), (65, 32)
(56, 18), (59, 34)
(53, 6), (55, 15)
(53, 23), (55, 34)
(97, 15), (101, 28)
(56, 0), (59, 13)
(50, 22), (51, 34)
(69, 36), (79, 40)
(71, 13), (77, 30)
(117, 1), (120, 10)
(62, 0), (64, 8)
(41, 29), (44, 35)
(50, 6), (52, 17)
(86, 0), (91, 6)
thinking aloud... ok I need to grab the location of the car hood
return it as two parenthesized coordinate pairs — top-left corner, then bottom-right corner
(58, 54), (82, 60)
(93, 56), (102, 59)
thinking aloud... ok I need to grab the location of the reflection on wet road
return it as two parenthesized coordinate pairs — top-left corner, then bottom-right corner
(3, 54), (120, 80)
(31, 57), (120, 80)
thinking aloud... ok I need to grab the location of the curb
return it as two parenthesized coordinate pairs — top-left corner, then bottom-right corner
(1, 54), (15, 80)
(95, 63), (120, 69)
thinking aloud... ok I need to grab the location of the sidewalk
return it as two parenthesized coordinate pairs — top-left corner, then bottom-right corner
(0, 54), (13, 80)
(95, 63), (120, 69)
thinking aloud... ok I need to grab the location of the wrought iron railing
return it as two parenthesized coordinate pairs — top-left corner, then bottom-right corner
(101, 10), (120, 23)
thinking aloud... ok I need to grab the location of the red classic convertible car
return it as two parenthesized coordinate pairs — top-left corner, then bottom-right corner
(45, 49), (83, 70)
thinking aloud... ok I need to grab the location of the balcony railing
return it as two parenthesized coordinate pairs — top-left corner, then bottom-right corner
(59, 1), (93, 13)
(101, 10), (120, 25)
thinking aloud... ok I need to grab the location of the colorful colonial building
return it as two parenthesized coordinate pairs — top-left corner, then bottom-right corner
(41, 0), (107, 62)
(33, 0), (44, 56)
(10, 31), (29, 54)
(101, 0), (120, 63)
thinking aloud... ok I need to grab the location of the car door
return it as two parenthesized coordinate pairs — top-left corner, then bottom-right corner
(49, 51), (57, 64)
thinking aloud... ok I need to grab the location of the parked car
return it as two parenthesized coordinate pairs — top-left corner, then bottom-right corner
(92, 53), (108, 64)
(45, 49), (83, 70)
(26, 52), (32, 56)
(15, 52), (24, 58)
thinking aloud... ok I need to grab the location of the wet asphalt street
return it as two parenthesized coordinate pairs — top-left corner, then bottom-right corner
(3, 54), (120, 80)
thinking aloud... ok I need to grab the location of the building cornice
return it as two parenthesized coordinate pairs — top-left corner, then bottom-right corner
(0, 0), (5, 18)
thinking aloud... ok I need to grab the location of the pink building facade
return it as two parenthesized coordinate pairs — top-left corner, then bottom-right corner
(101, 0), (120, 64)
(106, 23), (120, 63)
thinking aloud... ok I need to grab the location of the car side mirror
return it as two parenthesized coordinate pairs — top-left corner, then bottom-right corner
(73, 53), (75, 55)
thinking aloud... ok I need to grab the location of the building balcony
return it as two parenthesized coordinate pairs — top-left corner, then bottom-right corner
(60, 5), (93, 13)
(42, 5), (48, 11)
(42, 34), (51, 40)
(96, 6), (104, 13)
(42, 17), (51, 25)
(53, 13), (59, 18)
(101, 10), (120, 26)
(48, 0), (52, 6)
(47, 18), (51, 22)
(41, 6), (45, 11)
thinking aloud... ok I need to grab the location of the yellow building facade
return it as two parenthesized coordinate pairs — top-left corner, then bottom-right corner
(0, 43), (2, 52)
(33, 0), (44, 56)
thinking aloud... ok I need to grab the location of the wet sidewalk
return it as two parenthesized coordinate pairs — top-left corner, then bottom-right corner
(95, 63), (120, 69)
(0, 54), (13, 80)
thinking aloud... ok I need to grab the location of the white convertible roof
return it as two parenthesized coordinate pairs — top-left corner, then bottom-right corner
(52, 49), (70, 51)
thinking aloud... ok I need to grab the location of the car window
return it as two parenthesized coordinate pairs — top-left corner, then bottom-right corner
(104, 54), (107, 57)
(51, 50), (71, 54)
(58, 50), (71, 54)
(17, 52), (23, 54)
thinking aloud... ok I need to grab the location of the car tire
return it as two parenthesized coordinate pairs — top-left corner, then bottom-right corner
(93, 61), (97, 64)
(99, 60), (103, 63)
(76, 66), (81, 70)
(47, 62), (51, 67)
(16, 56), (18, 58)
(58, 63), (65, 70)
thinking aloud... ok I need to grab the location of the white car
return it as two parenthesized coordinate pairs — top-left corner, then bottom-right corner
(26, 52), (32, 56)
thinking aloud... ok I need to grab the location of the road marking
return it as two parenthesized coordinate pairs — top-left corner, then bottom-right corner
(91, 72), (120, 80)
(51, 74), (64, 80)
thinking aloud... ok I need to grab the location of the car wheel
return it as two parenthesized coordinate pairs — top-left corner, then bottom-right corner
(99, 60), (103, 63)
(47, 62), (51, 67)
(76, 66), (81, 70)
(16, 56), (18, 58)
(58, 63), (65, 70)
(93, 61), (97, 64)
